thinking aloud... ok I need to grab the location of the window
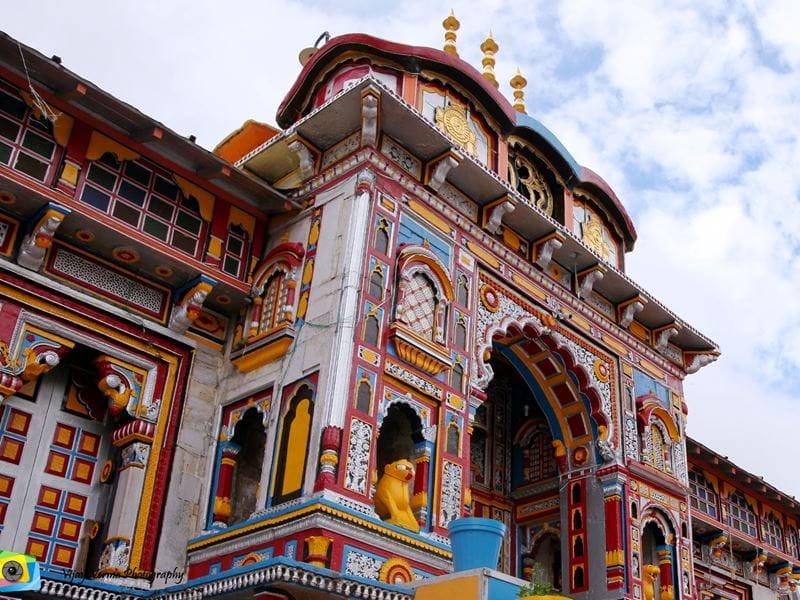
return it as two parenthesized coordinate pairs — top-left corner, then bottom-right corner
(260, 272), (286, 332)
(688, 470), (718, 519)
(369, 267), (384, 299)
(356, 379), (371, 413)
(727, 493), (757, 538)
(764, 513), (784, 551)
(451, 362), (464, 392)
(787, 526), (798, 558)
(398, 272), (437, 340)
(0, 85), (59, 183)
(79, 154), (208, 257)
(454, 317), (467, 348)
(222, 224), (250, 279)
(525, 429), (557, 482)
(446, 423), (459, 455)
(456, 274), (469, 307)
(364, 313), (380, 346)
(375, 218), (390, 255)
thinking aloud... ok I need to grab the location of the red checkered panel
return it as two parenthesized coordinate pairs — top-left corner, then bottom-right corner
(399, 273), (436, 339)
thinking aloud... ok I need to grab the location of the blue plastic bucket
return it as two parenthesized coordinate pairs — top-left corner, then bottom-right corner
(447, 517), (506, 571)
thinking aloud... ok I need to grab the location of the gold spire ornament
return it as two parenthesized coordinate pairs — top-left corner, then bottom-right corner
(443, 11), (460, 57)
(510, 68), (528, 114)
(480, 32), (499, 88)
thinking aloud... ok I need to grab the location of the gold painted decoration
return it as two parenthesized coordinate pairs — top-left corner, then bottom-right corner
(510, 68), (528, 114)
(593, 359), (610, 383)
(435, 102), (477, 155)
(582, 214), (611, 260)
(85, 131), (140, 162)
(509, 153), (553, 216)
(480, 33), (499, 88)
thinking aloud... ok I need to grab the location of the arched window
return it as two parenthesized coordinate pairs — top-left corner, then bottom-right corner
(228, 408), (266, 525)
(399, 272), (438, 340)
(260, 271), (285, 331)
(446, 423), (460, 455)
(787, 526), (798, 558)
(454, 317), (467, 348)
(272, 384), (314, 505)
(688, 470), (717, 518)
(456, 274), (469, 307)
(451, 362), (464, 392)
(727, 493), (757, 538)
(356, 378), (372, 413)
(364, 313), (380, 346)
(369, 267), (384, 299)
(764, 513), (784, 551)
(649, 426), (666, 471)
(375, 218), (390, 255)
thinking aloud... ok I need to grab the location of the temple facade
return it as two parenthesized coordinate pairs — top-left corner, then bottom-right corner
(0, 16), (796, 600)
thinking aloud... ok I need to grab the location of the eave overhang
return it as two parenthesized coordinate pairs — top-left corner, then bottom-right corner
(0, 30), (296, 214)
(244, 77), (718, 356)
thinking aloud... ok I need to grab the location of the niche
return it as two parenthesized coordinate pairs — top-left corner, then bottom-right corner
(229, 407), (266, 524)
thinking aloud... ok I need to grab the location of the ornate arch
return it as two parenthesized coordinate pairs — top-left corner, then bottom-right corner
(475, 279), (614, 445)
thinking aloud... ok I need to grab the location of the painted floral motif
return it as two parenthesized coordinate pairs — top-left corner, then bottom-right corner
(345, 418), (372, 494)
(440, 460), (462, 526)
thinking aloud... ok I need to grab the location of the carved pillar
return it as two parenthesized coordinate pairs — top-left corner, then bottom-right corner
(411, 447), (431, 528)
(600, 471), (625, 590)
(98, 420), (154, 579)
(658, 544), (674, 600)
(314, 425), (342, 491)
(212, 443), (241, 527)
(305, 535), (332, 568)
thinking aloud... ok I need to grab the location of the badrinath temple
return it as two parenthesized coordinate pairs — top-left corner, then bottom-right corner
(0, 15), (797, 600)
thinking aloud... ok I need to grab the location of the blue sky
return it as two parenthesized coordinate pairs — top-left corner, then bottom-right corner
(4, 0), (799, 497)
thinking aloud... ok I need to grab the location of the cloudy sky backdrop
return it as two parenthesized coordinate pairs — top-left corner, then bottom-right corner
(5, 1), (799, 497)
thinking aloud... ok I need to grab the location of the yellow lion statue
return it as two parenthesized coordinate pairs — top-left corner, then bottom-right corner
(643, 564), (661, 600)
(374, 459), (419, 532)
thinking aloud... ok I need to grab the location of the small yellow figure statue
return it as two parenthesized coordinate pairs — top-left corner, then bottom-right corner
(374, 459), (419, 533)
(643, 565), (661, 600)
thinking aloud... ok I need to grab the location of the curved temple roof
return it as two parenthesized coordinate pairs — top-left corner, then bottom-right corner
(278, 32), (637, 249)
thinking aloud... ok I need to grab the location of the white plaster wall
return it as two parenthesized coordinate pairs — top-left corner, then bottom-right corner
(152, 345), (224, 583)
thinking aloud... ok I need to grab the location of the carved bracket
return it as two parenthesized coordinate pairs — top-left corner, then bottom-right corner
(653, 324), (680, 353)
(578, 264), (607, 299)
(533, 231), (565, 270)
(425, 151), (461, 193)
(287, 136), (316, 182)
(684, 351), (720, 374)
(361, 88), (381, 148)
(18, 203), (71, 271)
(0, 322), (75, 402)
(169, 276), (216, 333)
(618, 296), (647, 328)
(484, 197), (516, 235)
(94, 356), (151, 420)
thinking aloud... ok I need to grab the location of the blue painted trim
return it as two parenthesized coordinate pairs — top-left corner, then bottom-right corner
(514, 114), (581, 177)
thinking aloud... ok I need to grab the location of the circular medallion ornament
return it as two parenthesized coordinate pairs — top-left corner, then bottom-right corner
(112, 246), (140, 264)
(216, 295), (231, 305)
(154, 265), (173, 278)
(572, 446), (589, 466)
(379, 557), (414, 584)
(75, 229), (96, 243)
(100, 459), (114, 483)
(593, 359), (610, 383)
(480, 285), (500, 312)
(0, 192), (15, 205)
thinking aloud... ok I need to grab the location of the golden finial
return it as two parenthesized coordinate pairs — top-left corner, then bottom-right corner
(443, 10), (460, 57)
(510, 67), (528, 114)
(480, 32), (499, 88)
